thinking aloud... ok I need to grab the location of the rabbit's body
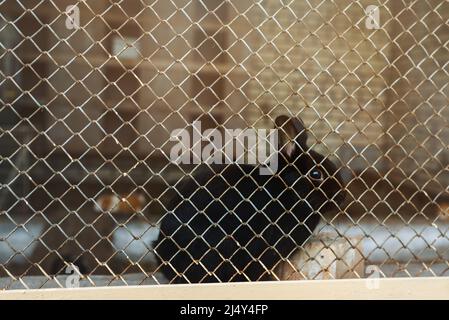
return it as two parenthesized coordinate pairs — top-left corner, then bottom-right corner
(155, 116), (345, 283)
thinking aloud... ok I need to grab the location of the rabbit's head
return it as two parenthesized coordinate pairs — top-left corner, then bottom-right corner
(275, 115), (346, 213)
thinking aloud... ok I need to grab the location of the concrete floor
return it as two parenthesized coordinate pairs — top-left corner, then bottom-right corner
(0, 218), (161, 277)
(1, 214), (449, 284)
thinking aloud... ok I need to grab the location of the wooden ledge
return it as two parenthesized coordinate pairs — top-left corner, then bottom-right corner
(1, 277), (449, 300)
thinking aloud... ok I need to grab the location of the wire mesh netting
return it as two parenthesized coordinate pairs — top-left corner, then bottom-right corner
(0, 0), (448, 288)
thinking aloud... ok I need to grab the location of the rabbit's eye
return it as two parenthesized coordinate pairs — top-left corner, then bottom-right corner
(309, 168), (323, 181)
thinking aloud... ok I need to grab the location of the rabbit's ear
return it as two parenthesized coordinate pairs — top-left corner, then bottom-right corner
(275, 115), (308, 158)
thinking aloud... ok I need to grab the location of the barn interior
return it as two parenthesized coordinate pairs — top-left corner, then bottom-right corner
(0, 0), (448, 288)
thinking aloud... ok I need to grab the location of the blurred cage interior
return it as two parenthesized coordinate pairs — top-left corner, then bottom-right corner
(0, 0), (448, 288)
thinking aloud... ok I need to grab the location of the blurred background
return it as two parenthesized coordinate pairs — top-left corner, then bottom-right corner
(0, 0), (448, 287)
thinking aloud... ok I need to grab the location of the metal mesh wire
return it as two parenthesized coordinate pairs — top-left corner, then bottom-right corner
(0, 0), (448, 288)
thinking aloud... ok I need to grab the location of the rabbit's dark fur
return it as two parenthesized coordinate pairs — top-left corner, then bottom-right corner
(154, 116), (345, 283)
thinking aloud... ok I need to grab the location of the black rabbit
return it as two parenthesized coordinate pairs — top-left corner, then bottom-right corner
(154, 115), (346, 283)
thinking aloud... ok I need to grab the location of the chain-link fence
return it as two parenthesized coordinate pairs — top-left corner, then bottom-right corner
(0, 0), (448, 288)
